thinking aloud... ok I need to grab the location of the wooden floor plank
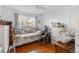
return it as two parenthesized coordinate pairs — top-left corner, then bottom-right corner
(15, 41), (74, 53)
(16, 41), (56, 53)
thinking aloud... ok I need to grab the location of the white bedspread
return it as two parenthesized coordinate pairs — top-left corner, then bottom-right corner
(15, 31), (41, 38)
(15, 31), (41, 46)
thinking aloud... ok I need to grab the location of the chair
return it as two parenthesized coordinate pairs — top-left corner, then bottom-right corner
(41, 25), (49, 43)
(41, 32), (48, 43)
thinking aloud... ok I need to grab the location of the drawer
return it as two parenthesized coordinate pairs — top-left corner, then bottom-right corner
(75, 37), (79, 39)
(75, 45), (79, 53)
(75, 39), (79, 44)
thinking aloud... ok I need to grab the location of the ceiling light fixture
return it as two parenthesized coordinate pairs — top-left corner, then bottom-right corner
(35, 5), (46, 10)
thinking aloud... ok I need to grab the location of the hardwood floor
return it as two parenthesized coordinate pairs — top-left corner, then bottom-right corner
(16, 41), (56, 53)
(15, 41), (75, 53)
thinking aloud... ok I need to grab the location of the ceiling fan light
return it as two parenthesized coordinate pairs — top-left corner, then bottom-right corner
(35, 5), (46, 10)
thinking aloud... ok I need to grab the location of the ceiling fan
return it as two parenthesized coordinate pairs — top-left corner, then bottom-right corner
(35, 5), (46, 10)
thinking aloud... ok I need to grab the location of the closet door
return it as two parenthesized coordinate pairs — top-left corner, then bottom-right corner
(3, 25), (9, 53)
(0, 25), (3, 52)
(0, 25), (3, 46)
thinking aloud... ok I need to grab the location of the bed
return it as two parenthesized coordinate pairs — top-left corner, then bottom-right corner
(15, 31), (41, 46)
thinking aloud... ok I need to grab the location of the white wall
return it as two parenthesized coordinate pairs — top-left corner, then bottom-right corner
(43, 6), (79, 35)
(1, 6), (16, 27)
(71, 7), (79, 34)
(2, 6), (79, 34)
(1, 6), (43, 29)
(36, 14), (44, 30)
(0, 6), (2, 17)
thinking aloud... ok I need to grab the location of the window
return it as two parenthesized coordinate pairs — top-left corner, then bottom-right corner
(17, 15), (36, 28)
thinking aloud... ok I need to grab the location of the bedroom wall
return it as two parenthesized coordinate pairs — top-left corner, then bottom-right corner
(1, 6), (79, 34)
(42, 6), (79, 35)
(71, 7), (79, 34)
(0, 6), (2, 46)
(0, 6), (2, 17)
(1, 6), (43, 29)
(1, 6), (16, 28)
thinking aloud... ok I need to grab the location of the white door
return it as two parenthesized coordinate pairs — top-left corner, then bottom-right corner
(0, 25), (3, 46)
(3, 25), (9, 53)
(0, 25), (4, 52)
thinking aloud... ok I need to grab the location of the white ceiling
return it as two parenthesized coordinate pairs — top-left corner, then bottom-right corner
(4, 5), (78, 14)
